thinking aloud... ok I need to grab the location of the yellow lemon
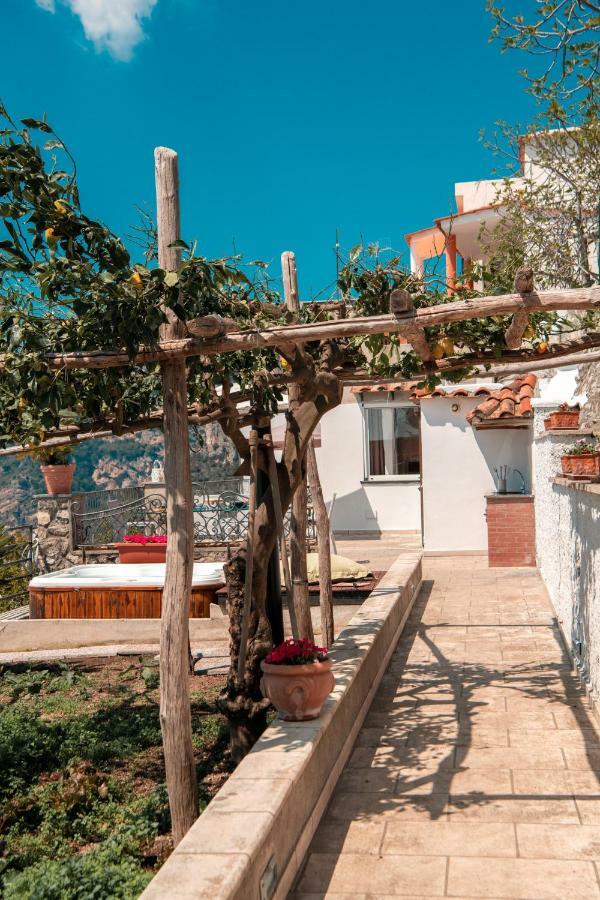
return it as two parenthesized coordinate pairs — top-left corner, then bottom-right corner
(53, 199), (69, 215)
(434, 336), (455, 358)
(279, 356), (289, 369)
(128, 271), (143, 290)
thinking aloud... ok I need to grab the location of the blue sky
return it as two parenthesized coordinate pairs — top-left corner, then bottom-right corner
(3, 0), (535, 296)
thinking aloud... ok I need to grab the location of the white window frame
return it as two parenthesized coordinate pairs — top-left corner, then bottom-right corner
(361, 398), (421, 483)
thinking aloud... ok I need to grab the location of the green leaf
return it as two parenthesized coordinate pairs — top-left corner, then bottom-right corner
(21, 118), (52, 133)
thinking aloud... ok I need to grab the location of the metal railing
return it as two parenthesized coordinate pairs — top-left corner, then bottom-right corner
(71, 478), (315, 548)
(0, 524), (36, 611)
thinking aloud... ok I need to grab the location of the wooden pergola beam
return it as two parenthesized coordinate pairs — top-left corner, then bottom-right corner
(4, 285), (598, 372)
(3, 333), (600, 458)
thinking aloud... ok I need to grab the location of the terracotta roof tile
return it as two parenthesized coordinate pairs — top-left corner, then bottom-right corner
(350, 381), (419, 394)
(411, 376), (537, 426)
(354, 376), (537, 427)
(466, 375), (537, 425)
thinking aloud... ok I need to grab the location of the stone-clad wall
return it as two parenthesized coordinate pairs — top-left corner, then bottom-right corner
(35, 495), (117, 573)
(36, 495), (82, 573)
(533, 406), (600, 696)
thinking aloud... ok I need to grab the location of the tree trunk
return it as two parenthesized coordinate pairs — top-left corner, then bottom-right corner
(218, 361), (342, 760)
(155, 146), (198, 845)
(306, 440), (334, 647)
(282, 250), (314, 641)
(218, 554), (272, 763)
(290, 473), (313, 639)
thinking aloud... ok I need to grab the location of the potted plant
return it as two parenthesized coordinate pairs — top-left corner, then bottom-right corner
(544, 403), (580, 430)
(260, 638), (335, 721)
(35, 447), (76, 495)
(116, 534), (167, 564)
(561, 439), (600, 479)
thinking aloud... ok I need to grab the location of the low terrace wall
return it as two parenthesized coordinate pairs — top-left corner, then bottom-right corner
(0, 617), (228, 653)
(141, 551), (422, 900)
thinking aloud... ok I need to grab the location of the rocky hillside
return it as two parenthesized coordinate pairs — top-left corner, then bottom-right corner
(0, 424), (238, 528)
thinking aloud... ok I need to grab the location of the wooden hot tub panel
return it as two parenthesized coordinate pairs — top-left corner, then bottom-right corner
(29, 587), (213, 619)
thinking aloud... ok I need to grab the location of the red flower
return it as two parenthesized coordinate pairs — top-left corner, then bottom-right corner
(265, 638), (328, 666)
(123, 534), (167, 545)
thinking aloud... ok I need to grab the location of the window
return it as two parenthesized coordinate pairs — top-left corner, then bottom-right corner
(363, 403), (420, 480)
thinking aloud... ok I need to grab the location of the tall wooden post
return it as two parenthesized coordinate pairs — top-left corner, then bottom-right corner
(306, 439), (334, 647)
(281, 251), (314, 641)
(155, 147), (198, 846)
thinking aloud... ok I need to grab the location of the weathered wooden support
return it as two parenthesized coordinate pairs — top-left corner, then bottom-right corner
(237, 428), (259, 679)
(282, 250), (314, 642)
(186, 314), (240, 338)
(505, 267), (534, 349)
(306, 439), (334, 647)
(485, 344), (600, 377)
(389, 288), (413, 315)
(263, 434), (298, 638)
(389, 289), (434, 362)
(24, 285), (599, 372)
(154, 147), (198, 847)
(7, 333), (600, 460)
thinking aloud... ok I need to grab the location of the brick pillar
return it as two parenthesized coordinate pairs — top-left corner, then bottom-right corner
(486, 494), (536, 567)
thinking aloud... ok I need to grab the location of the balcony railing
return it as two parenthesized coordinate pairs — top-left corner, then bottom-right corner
(72, 479), (315, 548)
(0, 524), (36, 611)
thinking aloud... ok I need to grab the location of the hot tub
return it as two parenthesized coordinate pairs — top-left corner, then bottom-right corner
(28, 563), (225, 620)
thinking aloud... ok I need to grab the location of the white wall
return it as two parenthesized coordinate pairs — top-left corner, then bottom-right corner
(533, 406), (600, 695)
(421, 397), (532, 553)
(314, 400), (421, 533)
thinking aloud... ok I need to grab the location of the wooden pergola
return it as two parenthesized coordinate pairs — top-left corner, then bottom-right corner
(4, 145), (600, 845)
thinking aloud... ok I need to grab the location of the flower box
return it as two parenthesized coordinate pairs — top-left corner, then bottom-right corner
(116, 535), (167, 564)
(260, 638), (334, 721)
(561, 453), (600, 479)
(544, 405), (580, 430)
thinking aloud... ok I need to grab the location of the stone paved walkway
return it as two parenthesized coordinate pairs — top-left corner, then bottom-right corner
(292, 557), (600, 899)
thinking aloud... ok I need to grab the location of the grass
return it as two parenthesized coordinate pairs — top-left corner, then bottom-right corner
(0, 657), (232, 899)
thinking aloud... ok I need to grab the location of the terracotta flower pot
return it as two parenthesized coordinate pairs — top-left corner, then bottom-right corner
(41, 463), (75, 495)
(260, 659), (335, 721)
(115, 542), (168, 564)
(561, 453), (600, 478)
(544, 410), (580, 430)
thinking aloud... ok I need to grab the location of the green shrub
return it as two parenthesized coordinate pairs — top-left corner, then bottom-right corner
(0, 697), (161, 802)
(2, 840), (153, 900)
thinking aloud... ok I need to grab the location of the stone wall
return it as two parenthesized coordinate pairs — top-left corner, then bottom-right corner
(36, 495), (81, 573)
(35, 495), (117, 573)
(533, 406), (600, 696)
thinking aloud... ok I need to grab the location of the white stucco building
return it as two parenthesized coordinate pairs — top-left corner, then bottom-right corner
(313, 378), (535, 554)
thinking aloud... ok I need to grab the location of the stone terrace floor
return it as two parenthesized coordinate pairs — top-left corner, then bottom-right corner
(292, 556), (600, 899)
